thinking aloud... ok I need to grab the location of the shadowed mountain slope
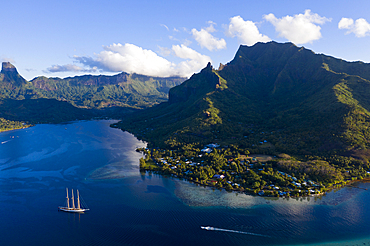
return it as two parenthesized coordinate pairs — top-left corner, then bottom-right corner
(116, 41), (370, 160)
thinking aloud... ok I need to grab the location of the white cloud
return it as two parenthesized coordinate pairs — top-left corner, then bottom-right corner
(225, 16), (271, 46)
(191, 22), (226, 51)
(172, 44), (212, 77)
(264, 9), (331, 44)
(338, 18), (354, 29)
(339, 17), (370, 37)
(160, 24), (169, 31)
(183, 39), (192, 47)
(158, 46), (172, 56)
(25, 68), (37, 72)
(67, 43), (211, 78)
(44, 64), (96, 73)
(81, 43), (176, 77)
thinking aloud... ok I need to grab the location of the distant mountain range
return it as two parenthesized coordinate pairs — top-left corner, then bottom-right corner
(0, 62), (186, 126)
(116, 41), (370, 160)
(0, 62), (185, 109)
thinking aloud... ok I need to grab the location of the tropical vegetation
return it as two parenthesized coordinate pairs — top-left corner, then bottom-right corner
(0, 61), (185, 130)
(115, 41), (370, 195)
(137, 142), (370, 197)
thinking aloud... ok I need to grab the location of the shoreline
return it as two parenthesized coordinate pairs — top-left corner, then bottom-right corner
(137, 143), (370, 199)
(0, 119), (121, 134)
(141, 168), (327, 198)
(142, 168), (370, 199)
(138, 148), (327, 198)
(0, 125), (33, 133)
(140, 161), (370, 199)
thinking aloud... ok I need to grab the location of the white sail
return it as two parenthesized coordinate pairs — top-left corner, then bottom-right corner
(71, 189), (75, 209)
(77, 190), (81, 210)
(66, 188), (70, 209)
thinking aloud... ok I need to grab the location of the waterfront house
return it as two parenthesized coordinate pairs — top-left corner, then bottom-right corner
(201, 148), (212, 153)
(213, 174), (225, 179)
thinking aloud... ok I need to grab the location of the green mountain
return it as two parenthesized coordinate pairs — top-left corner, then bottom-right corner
(0, 62), (41, 100)
(0, 62), (28, 86)
(30, 73), (185, 109)
(116, 41), (370, 161)
(0, 62), (186, 128)
(0, 61), (185, 109)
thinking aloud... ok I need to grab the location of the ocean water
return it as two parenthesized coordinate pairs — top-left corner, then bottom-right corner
(1, 120), (370, 246)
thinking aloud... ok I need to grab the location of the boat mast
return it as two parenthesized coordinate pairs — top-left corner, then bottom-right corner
(77, 190), (81, 210)
(66, 188), (70, 209)
(71, 189), (75, 209)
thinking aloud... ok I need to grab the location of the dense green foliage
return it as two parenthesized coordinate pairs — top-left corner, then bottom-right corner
(0, 117), (31, 132)
(115, 41), (370, 192)
(0, 68), (184, 110)
(0, 62), (185, 128)
(30, 73), (185, 109)
(138, 142), (370, 197)
(117, 42), (370, 161)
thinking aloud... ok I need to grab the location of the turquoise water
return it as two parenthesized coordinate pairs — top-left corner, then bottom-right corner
(1, 120), (370, 246)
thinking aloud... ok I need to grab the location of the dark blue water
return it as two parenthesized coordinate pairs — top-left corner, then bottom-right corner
(1, 120), (370, 246)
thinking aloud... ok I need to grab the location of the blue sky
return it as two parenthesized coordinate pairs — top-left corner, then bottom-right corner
(1, 0), (370, 80)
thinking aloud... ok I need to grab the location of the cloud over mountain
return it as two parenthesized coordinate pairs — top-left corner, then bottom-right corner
(45, 64), (97, 73)
(264, 9), (330, 44)
(83, 43), (175, 76)
(172, 44), (212, 77)
(47, 43), (211, 78)
(339, 17), (370, 37)
(225, 16), (271, 45)
(191, 22), (226, 51)
(42, 10), (369, 80)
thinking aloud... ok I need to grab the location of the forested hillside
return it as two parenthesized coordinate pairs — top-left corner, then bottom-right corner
(0, 62), (185, 129)
(116, 42), (370, 162)
(30, 73), (184, 109)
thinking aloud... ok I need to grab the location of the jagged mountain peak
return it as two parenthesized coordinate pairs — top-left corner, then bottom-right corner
(1, 62), (17, 73)
(0, 62), (28, 85)
(168, 62), (219, 104)
(118, 41), (370, 159)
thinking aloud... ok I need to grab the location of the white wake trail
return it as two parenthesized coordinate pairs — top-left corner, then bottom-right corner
(201, 226), (270, 238)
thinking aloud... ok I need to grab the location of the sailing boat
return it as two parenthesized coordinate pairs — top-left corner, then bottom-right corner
(58, 188), (89, 213)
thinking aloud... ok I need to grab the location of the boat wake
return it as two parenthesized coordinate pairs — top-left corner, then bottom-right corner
(200, 226), (270, 238)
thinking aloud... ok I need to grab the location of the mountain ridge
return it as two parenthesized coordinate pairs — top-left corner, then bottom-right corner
(0, 62), (186, 108)
(116, 41), (370, 161)
(0, 62), (29, 86)
(0, 62), (186, 128)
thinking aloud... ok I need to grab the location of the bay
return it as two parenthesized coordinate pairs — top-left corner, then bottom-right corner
(1, 120), (370, 246)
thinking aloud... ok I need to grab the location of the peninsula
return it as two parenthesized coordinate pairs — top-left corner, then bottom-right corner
(116, 42), (370, 197)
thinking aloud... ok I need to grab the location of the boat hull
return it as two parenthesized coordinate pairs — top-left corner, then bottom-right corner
(58, 206), (89, 213)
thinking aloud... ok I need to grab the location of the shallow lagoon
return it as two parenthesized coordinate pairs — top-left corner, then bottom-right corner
(1, 120), (370, 246)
